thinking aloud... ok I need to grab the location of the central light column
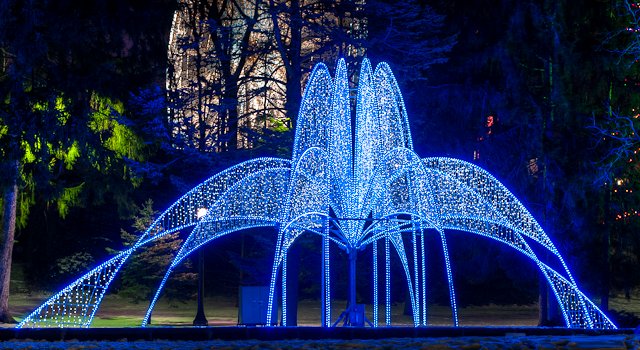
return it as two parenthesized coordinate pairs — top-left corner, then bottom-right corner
(348, 248), (357, 314)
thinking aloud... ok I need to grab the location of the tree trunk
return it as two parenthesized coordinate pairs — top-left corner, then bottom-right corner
(538, 272), (548, 326)
(285, 0), (302, 131)
(222, 76), (239, 152)
(285, 67), (302, 132)
(601, 183), (611, 311)
(0, 160), (18, 323)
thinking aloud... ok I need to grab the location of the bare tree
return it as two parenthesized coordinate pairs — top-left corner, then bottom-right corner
(168, 0), (283, 152)
(266, 0), (365, 129)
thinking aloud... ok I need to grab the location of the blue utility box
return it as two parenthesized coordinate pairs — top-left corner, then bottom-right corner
(348, 304), (365, 327)
(238, 286), (278, 326)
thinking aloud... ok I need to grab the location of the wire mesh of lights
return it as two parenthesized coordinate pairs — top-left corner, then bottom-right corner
(17, 59), (615, 330)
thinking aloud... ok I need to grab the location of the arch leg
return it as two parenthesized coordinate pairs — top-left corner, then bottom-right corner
(420, 229), (427, 326)
(385, 236), (391, 326)
(438, 230), (458, 327)
(373, 240), (378, 327)
(321, 230), (331, 327)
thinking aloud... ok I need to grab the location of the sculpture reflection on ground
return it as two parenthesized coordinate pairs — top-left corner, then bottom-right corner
(17, 59), (615, 329)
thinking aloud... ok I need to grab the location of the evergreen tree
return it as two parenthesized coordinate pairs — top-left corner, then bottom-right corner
(0, 0), (172, 322)
(595, 0), (640, 310)
(365, 0), (456, 85)
(113, 199), (196, 302)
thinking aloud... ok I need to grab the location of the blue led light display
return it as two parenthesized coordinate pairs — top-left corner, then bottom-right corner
(17, 59), (615, 329)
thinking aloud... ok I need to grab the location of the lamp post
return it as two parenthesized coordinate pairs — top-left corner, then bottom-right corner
(193, 249), (208, 326)
(193, 208), (208, 326)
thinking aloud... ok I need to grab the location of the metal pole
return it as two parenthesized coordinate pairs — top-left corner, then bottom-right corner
(346, 248), (361, 326)
(193, 249), (208, 326)
(349, 248), (357, 312)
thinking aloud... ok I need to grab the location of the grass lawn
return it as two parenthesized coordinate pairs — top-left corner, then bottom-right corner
(610, 291), (640, 315)
(6, 292), (539, 328)
(5, 289), (639, 328)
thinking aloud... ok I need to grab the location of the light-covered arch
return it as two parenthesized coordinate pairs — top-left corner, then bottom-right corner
(142, 166), (291, 325)
(17, 157), (290, 328)
(417, 161), (607, 328)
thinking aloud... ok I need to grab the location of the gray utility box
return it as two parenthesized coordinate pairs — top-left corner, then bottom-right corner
(238, 286), (278, 326)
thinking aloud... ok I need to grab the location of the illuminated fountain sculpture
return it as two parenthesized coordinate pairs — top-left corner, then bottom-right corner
(18, 59), (615, 329)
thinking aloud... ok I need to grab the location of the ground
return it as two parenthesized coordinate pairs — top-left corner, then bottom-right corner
(6, 292), (540, 327)
(0, 335), (638, 349)
(2, 291), (639, 349)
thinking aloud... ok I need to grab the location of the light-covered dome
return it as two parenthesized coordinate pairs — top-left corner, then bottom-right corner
(18, 59), (615, 329)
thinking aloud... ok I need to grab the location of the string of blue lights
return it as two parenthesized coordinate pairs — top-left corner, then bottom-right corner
(17, 59), (616, 330)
